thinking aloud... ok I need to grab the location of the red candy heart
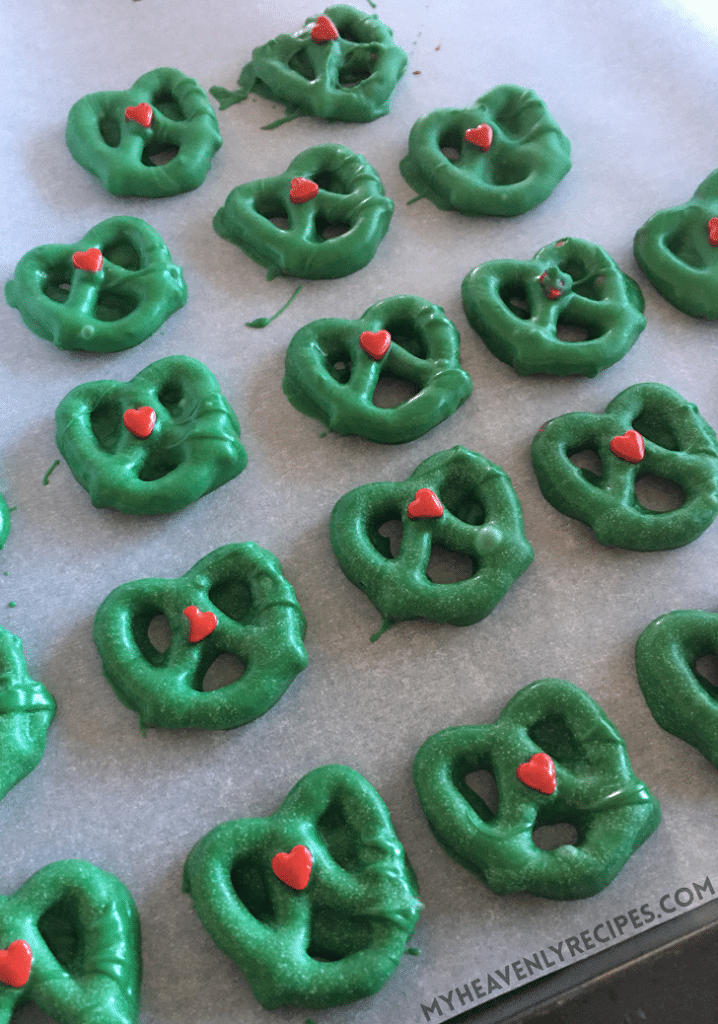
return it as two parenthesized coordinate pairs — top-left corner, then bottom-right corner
(311, 15), (339, 42)
(360, 329), (391, 360)
(407, 488), (444, 520)
(516, 752), (556, 795)
(0, 941), (32, 988)
(122, 406), (156, 439)
(708, 218), (718, 246)
(609, 429), (645, 464)
(464, 123), (493, 151)
(272, 845), (313, 890)
(125, 102), (153, 128)
(289, 177), (319, 204)
(72, 248), (103, 273)
(183, 606), (218, 643)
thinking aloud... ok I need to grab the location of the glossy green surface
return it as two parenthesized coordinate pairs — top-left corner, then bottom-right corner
(94, 543), (308, 730)
(329, 445), (533, 629)
(413, 678), (661, 900)
(636, 609), (718, 768)
(634, 168), (718, 319)
(5, 216), (187, 353)
(531, 382), (718, 550)
(0, 625), (55, 803)
(282, 294), (472, 443)
(0, 494), (10, 549)
(400, 85), (571, 216)
(183, 764), (421, 1010)
(55, 355), (247, 515)
(462, 237), (646, 376)
(0, 860), (141, 1024)
(65, 67), (222, 198)
(211, 5), (407, 122)
(214, 143), (394, 280)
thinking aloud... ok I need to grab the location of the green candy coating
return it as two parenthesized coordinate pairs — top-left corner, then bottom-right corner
(330, 445), (533, 629)
(0, 625), (56, 803)
(636, 609), (718, 768)
(0, 494), (10, 549)
(282, 294), (473, 443)
(400, 85), (571, 217)
(214, 143), (394, 280)
(531, 382), (718, 551)
(213, 5), (407, 122)
(413, 678), (661, 901)
(182, 764), (421, 1010)
(66, 67), (222, 198)
(55, 355), (247, 515)
(462, 237), (646, 377)
(0, 860), (141, 1024)
(633, 168), (718, 319)
(5, 216), (187, 353)
(93, 543), (308, 730)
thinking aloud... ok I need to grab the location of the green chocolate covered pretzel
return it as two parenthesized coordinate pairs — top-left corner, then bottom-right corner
(282, 294), (473, 443)
(5, 216), (187, 353)
(413, 678), (661, 900)
(211, 5), (407, 123)
(636, 609), (718, 769)
(66, 67), (222, 198)
(531, 383), (718, 550)
(462, 237), (646, 376)
(330, 445), (533, 633)
(0, 859), (141, 1024)
(634, 168), (718, 319)
(182, 764), (421, 1010)
(0, 625), (56, 803)
(93, 543), (307, 730)
(400, 85), (571, 217)
(214, 143), (393, 280)
(55, 355), (247, 515)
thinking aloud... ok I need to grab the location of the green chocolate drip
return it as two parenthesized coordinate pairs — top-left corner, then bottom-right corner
(182, 764), (421, 1009)
(0, 860), (141, 1023)
(0, 625), (56, 803)
(330, 445), (533, 628)
(634, 168), (718, 319)
(0, 493), (10, 550)
(246, 284), (302, 328)
(93, 542), (308, 730)
(400, 85), (571, 217)
(214, 5), (407, 123)
(413, 678), (661, 901)
(636, 609), (718, 768)
(462, 237), (646, 377)
(42, 460), (60, 485)
(5, 216), (187, 353)
(282, 294), (473, 443)
(531, 382), (718, 551)
(214, 143), (394, 280)
(65, 67), (222, 198)
(55, 355), (247, 515)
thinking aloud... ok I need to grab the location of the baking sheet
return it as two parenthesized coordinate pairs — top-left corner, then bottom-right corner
(2, 1), (718, 1022)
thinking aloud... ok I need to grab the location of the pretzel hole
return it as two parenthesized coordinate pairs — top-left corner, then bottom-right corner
(495, 95), (536, 138)
(338, 48), (375, 87)
(102, 238), (141, 271)
(289, 48), (316, 81)
(38, 892), (86, 974)
(694, 654), (718, 696)
(230, 855), (274, 924)
(317, 796), (363, 872)
(566, 268), (606, 301)
(269, 216), (290, 231)
(99, 113), (121, 148)
(631, 411), (680, 451)
(330, 358), (352, 384)
(372, 374), (420, 408)
(489, 158), (529, 187)
(375, 520), (402, 559)
(438, 126), (463, 162)
(555, 316), (594, 343)
(201, 653), (246, 691)
(308, 912), (375, 961)
(152, 90), (184, 121)
(634, 475), (685, 512)
(43, 270), (72, 304)
(254, 194), (290, 225)
(383, 316), (429, 359)
(90, 394), (124, 452)
(463, 769), (499, 821)
(569, 449), (603, 485)
(94, 289), (138, 322)
(138, 448), (183, 482)
(208, 579), (252, 622)
(314, 216), (350, 241)
(440, 478), (485, 526)
(666, 224), (706, 269)
(532, 822), (579, 850)
(528, 715), (585, 770)
(440, 146), (461, 163)
(142, 142), (180, 167)
(147, 614), (172, 653)
(499, 283), (530, 320)
(157, 380), (185, 416)
(426, 543), (475, 584)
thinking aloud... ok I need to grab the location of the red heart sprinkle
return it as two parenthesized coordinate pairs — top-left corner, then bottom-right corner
(609, 429), (645, 464)
(123, 406), (156, 439)
(464, 124), (493, 151)
(289, 177), (319, 204)
(311, 15), (339, 42)
(0, 941), (32, 988)
(72, 248), (103, 273)
(183, 606), (218, 643)
(516, 752), (556, 795)
(708, 218), (718, 246)
(272, 845), (313, 890)
(125, 102), (153, 128)
(538, 271), (563, 300)
(360, 329), (391, 360)
(408, 488), (444, 520)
